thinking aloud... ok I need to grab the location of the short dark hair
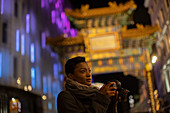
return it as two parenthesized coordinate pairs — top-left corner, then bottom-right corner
(65, 56), (86, 76)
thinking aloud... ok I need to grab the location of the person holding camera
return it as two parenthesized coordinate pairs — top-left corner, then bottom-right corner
(57, 56), (120, 113)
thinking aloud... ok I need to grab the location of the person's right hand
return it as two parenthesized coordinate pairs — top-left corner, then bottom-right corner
(99, 82), (118, 99)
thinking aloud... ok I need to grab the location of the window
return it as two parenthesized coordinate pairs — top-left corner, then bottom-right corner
(21, 34), (25, 55)
(41, 32), (46, 49)
(16, 30), (20, 52)
(48, 76), (52, 98)
(1, 0), (4, 15)
(30, 43), (35, 63)
(2, 22), (7, 43)
(43, 76), (48, 94)
(52, 82), (57, 97)
(31, 67), (35, 88)
(48, 102), (52, 110)
(14, 1), (18, 17)
(53, 64), (58, 79)
(13, 57), (18, 78)
(26, 14), (30, 34)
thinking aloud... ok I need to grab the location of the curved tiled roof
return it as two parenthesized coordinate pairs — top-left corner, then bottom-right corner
(65, 0), (137, 18)
(46, 34), (84, 46)
(121, 24), (161, 38)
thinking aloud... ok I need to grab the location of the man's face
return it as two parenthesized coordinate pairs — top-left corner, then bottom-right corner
(71, 62), (92, 86)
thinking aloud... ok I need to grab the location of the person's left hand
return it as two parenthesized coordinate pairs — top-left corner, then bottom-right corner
(99, 82), (117, 99)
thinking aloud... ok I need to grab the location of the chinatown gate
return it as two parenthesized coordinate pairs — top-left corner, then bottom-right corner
(46, 1), (160, 113)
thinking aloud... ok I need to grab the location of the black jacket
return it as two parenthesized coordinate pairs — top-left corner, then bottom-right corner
(57, 90), (111, 113)
(57, 78), (118, 113)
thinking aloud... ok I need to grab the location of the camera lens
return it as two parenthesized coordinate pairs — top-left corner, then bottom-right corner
(117, 87), (130, 98)
(107, 79), (130, 99)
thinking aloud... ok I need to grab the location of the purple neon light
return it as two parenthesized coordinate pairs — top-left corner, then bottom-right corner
(51, 10), (56, 24)
(1, 0), (4, 14)
(56, 18), (62, 29)
(55, 0), (62, 9)
(41, 32), (46, 49)
(21, 34), (25, 55)
(51, 52), (55, 57)
(61, 12), (68, 33)
(0, 53), (2, 77)
(26, 14), (30, 34)
(64, 20), (70, 33)
(66, 20), (70, 30)
(41, 0), (45, 8)
(16, 30), (20, 52)
(55, 2), (60, 8)
(55, 3), (59, 8)
(61, 12), (66, 20)
(49, 0), (53, 3)
(70, 29), (77, 37)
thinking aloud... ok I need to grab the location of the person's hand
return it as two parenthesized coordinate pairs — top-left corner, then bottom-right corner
(99, 82), (118, 99)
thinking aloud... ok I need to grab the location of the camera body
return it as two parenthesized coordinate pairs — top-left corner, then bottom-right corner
(107, 79), (129, 99)
(116, 86), (129, 98)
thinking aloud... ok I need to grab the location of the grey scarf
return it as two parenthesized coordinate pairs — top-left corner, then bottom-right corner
(65, 78), (99, 99)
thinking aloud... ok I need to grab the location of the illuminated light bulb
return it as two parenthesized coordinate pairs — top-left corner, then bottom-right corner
(24, 86), (28, 91)
(12, 98), (15, 102)
(17, 77), (21, 85)
(152, 56), (157, 64)
(42, 95), (47, 100)
(28, 85), (32, 91)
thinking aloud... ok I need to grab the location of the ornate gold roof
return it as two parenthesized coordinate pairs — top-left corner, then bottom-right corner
(121, 24), (161, 38)
(46, 33), (84, 46)
(65, 0), (137, 18)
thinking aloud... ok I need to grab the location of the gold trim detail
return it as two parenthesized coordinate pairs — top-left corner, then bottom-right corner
(85, 32), (121, 53)
(46, 33), (84, 46)
(121, 24), (161, 38)
(65, 0), (137, 18)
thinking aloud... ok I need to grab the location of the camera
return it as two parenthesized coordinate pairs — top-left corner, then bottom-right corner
(107, 79), (130, 99)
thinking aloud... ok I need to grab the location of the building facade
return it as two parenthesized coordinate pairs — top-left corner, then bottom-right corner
(0, 0), (69, 112)
(145, 0), (170, 111)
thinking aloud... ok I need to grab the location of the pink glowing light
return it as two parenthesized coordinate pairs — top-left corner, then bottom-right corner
(41, 32), (46, 49)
